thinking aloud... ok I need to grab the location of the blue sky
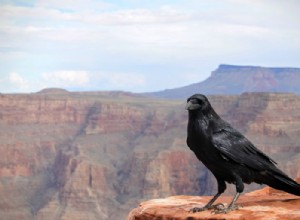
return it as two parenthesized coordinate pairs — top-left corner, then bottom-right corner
(1, 0), (300, 93)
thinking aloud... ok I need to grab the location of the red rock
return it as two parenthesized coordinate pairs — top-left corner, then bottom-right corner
(1, 92), (300, 220)
(126, 193), (300, 220)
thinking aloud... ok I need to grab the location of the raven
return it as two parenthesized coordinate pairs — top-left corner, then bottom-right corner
(186, 94), (300, 213)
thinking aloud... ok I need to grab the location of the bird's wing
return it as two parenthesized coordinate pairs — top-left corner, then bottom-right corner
(211, 124), (277, 171)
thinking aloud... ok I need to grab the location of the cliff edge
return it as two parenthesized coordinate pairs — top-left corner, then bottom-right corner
(126, 185), (300, 220)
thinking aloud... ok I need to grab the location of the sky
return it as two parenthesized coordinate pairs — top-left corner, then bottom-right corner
(0, 0), (300, 93)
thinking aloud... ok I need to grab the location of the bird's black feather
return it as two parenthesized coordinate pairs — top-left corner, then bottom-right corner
(186, 94), (300, 213)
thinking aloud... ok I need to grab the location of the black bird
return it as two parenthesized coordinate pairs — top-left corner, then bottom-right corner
(186, 94), (300, 213)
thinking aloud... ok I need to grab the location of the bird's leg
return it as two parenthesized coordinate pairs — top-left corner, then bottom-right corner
(190, 192), (223, 213)
(190, 178), (226, 213)
(212, 192), (241, 214)
(227, 192), (241, 210)
(212, 176), (243, 214)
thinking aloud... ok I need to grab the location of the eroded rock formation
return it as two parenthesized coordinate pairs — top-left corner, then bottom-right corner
(0, 91), (300, 219)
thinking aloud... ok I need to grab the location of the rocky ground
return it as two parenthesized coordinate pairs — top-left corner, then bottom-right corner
(126, 183), (300, 220)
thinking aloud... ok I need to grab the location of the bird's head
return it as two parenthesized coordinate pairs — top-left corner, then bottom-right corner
(185, 94), (211, 112)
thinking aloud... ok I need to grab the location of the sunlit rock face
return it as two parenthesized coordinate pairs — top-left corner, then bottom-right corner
(126, 186), (300, 220)
(0, 91), (300, 219)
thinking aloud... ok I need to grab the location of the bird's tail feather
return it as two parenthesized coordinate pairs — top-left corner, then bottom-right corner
(264, 171), (300, 196)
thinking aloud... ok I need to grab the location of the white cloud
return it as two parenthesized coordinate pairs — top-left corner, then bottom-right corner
(7, 72), (31, 91)
(0, 70), (147, 93)
(9, 72), (25, 84)
(79, 7), (191, 25)
(42, 70), (90, 87)
(1, 1), (298, 54)
(98, 72), (146, 88)
(1, 0), (300, 93)
(35, 0), (112, 12)
(0, 72), (36, 93)
(0, 3), (190, 27)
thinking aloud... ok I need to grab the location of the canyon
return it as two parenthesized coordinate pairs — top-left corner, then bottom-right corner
(0, 90), (300, 219)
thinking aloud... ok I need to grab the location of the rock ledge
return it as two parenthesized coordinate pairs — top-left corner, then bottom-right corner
(126, 189), (300, 220)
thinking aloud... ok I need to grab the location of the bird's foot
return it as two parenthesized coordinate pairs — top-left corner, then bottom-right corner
(190, 206), (208, 213)
(211, 204), (242, 214)
(190, 203), (225, 213)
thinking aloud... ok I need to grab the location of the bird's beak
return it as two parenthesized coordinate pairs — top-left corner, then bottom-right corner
(185, 100), (201, 110)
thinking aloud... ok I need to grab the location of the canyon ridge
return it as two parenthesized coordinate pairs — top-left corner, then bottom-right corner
(0, 90), (300, 219)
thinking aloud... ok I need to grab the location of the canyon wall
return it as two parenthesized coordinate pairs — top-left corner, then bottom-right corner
(0, 91), (300, 219)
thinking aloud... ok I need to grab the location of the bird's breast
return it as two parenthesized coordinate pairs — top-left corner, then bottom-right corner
(187, 120), (224, 167)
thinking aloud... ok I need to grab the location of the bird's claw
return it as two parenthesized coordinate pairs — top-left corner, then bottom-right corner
(190, 203), (225, 213)
(190, 207), (208, 213)
(211, 204), (242, 214)
(211, 203), (225, 210)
